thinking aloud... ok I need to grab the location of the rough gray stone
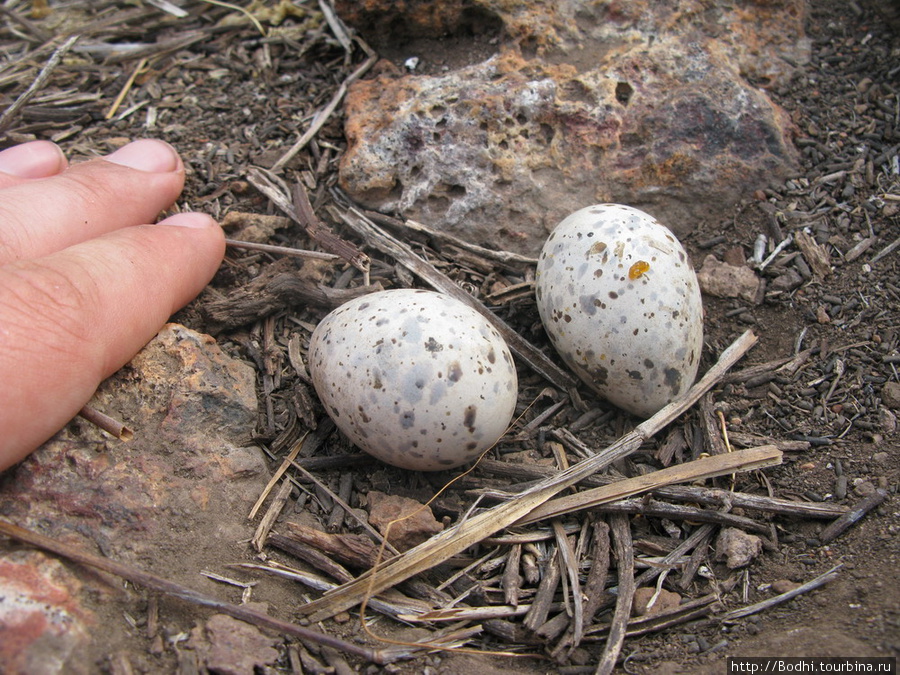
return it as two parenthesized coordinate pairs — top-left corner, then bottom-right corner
(338, 0), (807, 254)
(715, 527), (763, 569)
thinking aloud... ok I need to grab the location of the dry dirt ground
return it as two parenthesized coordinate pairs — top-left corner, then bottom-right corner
(0, 1), (898, 673)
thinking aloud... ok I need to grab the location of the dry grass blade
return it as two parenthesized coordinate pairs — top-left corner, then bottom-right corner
(595, 514), (634, 675)
(248, 433), (305, 520)
(371, 213), (539, 268)
(232, 562), (431, 620)
(293, 183), (370, 273)
(552, 519), (583, 658)
(251, 478), (294, 552)
(246, 169), (370, 273)
(338, 207), (578, 391)
(516, 445), (782, 525)
(586, 593), (719, 639)
(225, 239), (341, 262)
(0, 34), (78, 134)
(298, 330), (758, 622)
(398, 604), (532, 622)
(719, 564), (843, 621)
(635, 524), (715, 589)
(271, 49), (377, 172)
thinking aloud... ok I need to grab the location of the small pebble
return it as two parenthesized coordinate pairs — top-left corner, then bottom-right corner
(854, 479), (877, 497)
(834, 475), (848, 499)
(771, 579), (802, 594)
(881, 382), (900, 409)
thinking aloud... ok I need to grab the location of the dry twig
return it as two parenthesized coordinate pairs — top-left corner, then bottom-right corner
(297, 330), (758, 622)
(0, 519), (390, 663)
(595, 514), (634, 675)
(720, 564), (843, 621)
(0, 34), (79, 135)
(338, 207), (578, 391)
(818, 490), (888, 544)
(77, 404), (133, 441)
(516, 445), (782, 526)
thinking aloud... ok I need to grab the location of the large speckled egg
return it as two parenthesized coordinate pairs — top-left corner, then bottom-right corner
(535, 204), (703, 418)
(308, 289), (518, 471)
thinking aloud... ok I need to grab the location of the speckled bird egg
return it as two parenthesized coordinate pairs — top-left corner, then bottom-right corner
(535, 204), (703, 418)
(308, 289), (518, 471)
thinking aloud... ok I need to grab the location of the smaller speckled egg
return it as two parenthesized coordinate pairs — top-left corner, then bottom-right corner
(535, 204), (703, 418)
(308, 289), (518, 471)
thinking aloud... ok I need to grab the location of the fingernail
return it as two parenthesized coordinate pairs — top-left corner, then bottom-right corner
(0, 140), (67, 178)
(105, 139), (182, 173)
(156, 212), (218, 229)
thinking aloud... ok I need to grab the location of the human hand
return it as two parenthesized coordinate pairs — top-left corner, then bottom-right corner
(0, 139), (225, 471)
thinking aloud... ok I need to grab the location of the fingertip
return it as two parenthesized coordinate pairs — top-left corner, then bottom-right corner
(103, 139), (183, 174)
(154, 212), (226, 285)
(157, 212), (219, 230)
(0, 140), (67, 179)
(157, 212), (225, 260)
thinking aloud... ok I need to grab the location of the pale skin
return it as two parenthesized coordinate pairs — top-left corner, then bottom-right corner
(0, 139), (226, 471)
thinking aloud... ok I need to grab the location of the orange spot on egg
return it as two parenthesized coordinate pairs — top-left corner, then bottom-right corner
(628, 260), (650, 279)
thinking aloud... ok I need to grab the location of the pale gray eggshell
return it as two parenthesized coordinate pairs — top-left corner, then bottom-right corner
(308, 289), (518, 471)
(535, 204), (703, 418)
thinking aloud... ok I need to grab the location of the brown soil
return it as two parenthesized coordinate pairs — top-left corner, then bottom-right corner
(0, 1), (898, 673)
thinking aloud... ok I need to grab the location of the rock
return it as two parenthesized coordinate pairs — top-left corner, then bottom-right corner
(366, 491), (443, 551)
(337, 0), (805, 254)
(853, 479), (877, 498)
(221, 211), (290, 244)
(127, 323), (259, 448)
(723, 246), (747, 267)
(697, 255), (762, 303)
(631, 587), (682, 617)
(715, 527), (763, 569)
(770, 269), (804, 292)
(0, 324), (267, 669)
(878, 407), (897, 435)
(881, 381), (900, 410)
(770, 579), (801, 594)
(0, 551), (93, 675)
(834, 475), (849, 500)
(188, 614), (280, 675)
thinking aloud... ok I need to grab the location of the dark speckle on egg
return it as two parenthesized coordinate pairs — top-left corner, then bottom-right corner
(664, 367), (683, 395)
(463, 405), (477, 433)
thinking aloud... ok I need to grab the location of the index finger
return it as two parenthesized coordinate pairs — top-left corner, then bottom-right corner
(0, 212), (225, 469)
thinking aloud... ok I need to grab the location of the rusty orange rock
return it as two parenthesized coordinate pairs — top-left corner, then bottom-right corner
(336, 0), (806, 254)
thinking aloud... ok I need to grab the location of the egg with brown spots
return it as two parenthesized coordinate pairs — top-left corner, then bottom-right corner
(308, 289), (518, 471)
(535, 204), (703, 418)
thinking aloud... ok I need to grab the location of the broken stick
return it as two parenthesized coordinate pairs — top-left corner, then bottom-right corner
(298, 330), (758, 623)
